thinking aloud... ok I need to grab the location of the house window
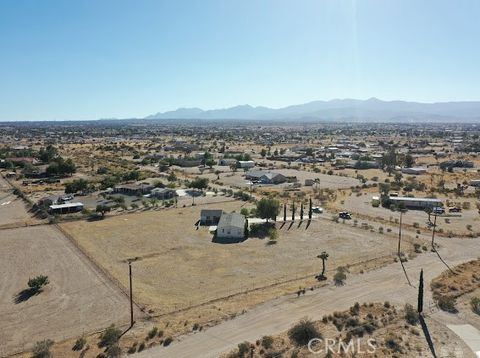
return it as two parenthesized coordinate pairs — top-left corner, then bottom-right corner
(227, 231), (230, 235)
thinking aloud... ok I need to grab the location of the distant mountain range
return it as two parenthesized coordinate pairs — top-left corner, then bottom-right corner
(145, 98), (480, 122)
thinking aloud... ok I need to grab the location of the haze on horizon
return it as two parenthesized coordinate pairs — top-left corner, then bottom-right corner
(1, 0), (480, 121)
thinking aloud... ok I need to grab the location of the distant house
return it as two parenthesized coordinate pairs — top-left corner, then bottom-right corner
(49, 202), (84, 214)
(5, 157), (37, 165)
(245, 170), (287, 184)
(150, 187), (177, 200)
(388, 196), (442, 210)
(173, 158), (202, 167)
(113, 183), (154, 196)
(219, 158), (237, 166)
(238, 160), (255, 169)
(470, 179), (480, 187)
(200, 209), (224, 225)
(401, 167), (427, 175)
(216, 213), (245, 239)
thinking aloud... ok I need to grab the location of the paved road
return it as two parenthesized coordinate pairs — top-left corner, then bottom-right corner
(136, 236), (479, 358)
(448, 325), (480, 357)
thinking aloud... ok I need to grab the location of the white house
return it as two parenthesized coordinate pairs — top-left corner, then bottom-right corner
(238, 160), (255, 169)
(216, 213), (245, 239)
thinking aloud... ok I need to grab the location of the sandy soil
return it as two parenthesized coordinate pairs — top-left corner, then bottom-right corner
(0, 225), (131, 357)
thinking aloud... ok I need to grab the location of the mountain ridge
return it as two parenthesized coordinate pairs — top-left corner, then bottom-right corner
(145, 98), (480, 122)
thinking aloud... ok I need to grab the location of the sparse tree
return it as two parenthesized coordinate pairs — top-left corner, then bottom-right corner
(316, 251), (329, 280)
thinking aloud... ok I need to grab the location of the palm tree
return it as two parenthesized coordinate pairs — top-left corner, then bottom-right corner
(316, 251), (329, 280)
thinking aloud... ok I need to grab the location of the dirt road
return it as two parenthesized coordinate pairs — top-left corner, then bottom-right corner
(136, 236), (480, 358)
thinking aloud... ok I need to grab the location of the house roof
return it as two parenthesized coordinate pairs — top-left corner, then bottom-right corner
(217, 213), (245, 229)
(246, 170), (284, 179)
(389, 196), (441, 203)
(49, 202), (84, 210)
(201, 209), (224, 216)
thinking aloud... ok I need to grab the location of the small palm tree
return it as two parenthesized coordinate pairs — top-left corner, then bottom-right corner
(316, 251), (329, 280)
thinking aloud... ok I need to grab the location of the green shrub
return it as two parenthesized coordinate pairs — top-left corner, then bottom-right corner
(32, 339), (54, 358)
(437, 295), (457, 313)
(404, 304), (419, 325)
(98, 324), (121, 348)
(72, 336), (87, 351)
(147, 326), (158, 340)
(261, 335), (274, 349)
(288, 318), (321, 346)
(471, 297), (480, 315)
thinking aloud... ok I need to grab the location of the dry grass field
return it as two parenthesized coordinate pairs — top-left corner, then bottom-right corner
(0, 225), (131, 357)
(60, 200), (415, 317)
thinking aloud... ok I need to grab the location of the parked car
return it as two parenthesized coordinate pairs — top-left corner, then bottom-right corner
(339, 211), (352, 220)
(432, 206), (445, 215)
(312, 207), (323, 214)
(448, 207), (462, 213)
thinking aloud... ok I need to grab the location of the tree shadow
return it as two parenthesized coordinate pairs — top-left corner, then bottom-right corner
(14, 288), (40, 304)
(297, 221), (303, 228)
(279, 222), (286, 230)
(398, 255), (414, 287)
(306, 220), (311, 230)
(433, 248), (454, 274)
(287, 222), (294, 230)
(419, 315), (437, 358)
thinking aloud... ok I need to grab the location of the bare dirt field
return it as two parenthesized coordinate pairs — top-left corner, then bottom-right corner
(60, 200), (415, 317)
(0, 225), (131, 357)
(0, 176), (33, 227)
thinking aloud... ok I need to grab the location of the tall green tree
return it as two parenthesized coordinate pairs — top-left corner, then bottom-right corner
(308, 198), (313, 220)
(256, 198), (280, 223)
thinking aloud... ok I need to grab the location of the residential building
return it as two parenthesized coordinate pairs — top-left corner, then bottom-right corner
(216, 213), (245, 239)
(388, 196), (442, 210)
(150, 187), (177, 200)
(200, 209), (224, 225)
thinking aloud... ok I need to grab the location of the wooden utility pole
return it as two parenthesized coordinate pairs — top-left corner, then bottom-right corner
(397, 211), (403, 256)
(431, 214), (437, 251)
(129, 261), (134, 327)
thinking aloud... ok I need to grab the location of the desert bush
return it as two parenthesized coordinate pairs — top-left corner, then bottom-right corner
(288, 318), (320, 346)
(471, 297), (480, 315)
(334, 267), (347, 286)
(98, 324), (121, 348)
(72, 336), (87, 351)
(163, 337), (173, 346)
(32, 339), (54, 358)
(404, 304), (419, 325)
(147, 326), (158, 340)
(437, 295), (457, 313)
(261, 335), (274, 349)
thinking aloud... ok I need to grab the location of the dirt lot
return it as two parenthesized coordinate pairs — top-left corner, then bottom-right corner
(0, 225), (131, 357)
(60, 200), (415, 317)
(0, 176), (33, 227)
(199, 169), (361, 191)
(338, 191), (480, 237)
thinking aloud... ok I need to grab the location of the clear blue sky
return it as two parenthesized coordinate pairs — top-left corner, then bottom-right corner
(1, 0), (479, 121)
